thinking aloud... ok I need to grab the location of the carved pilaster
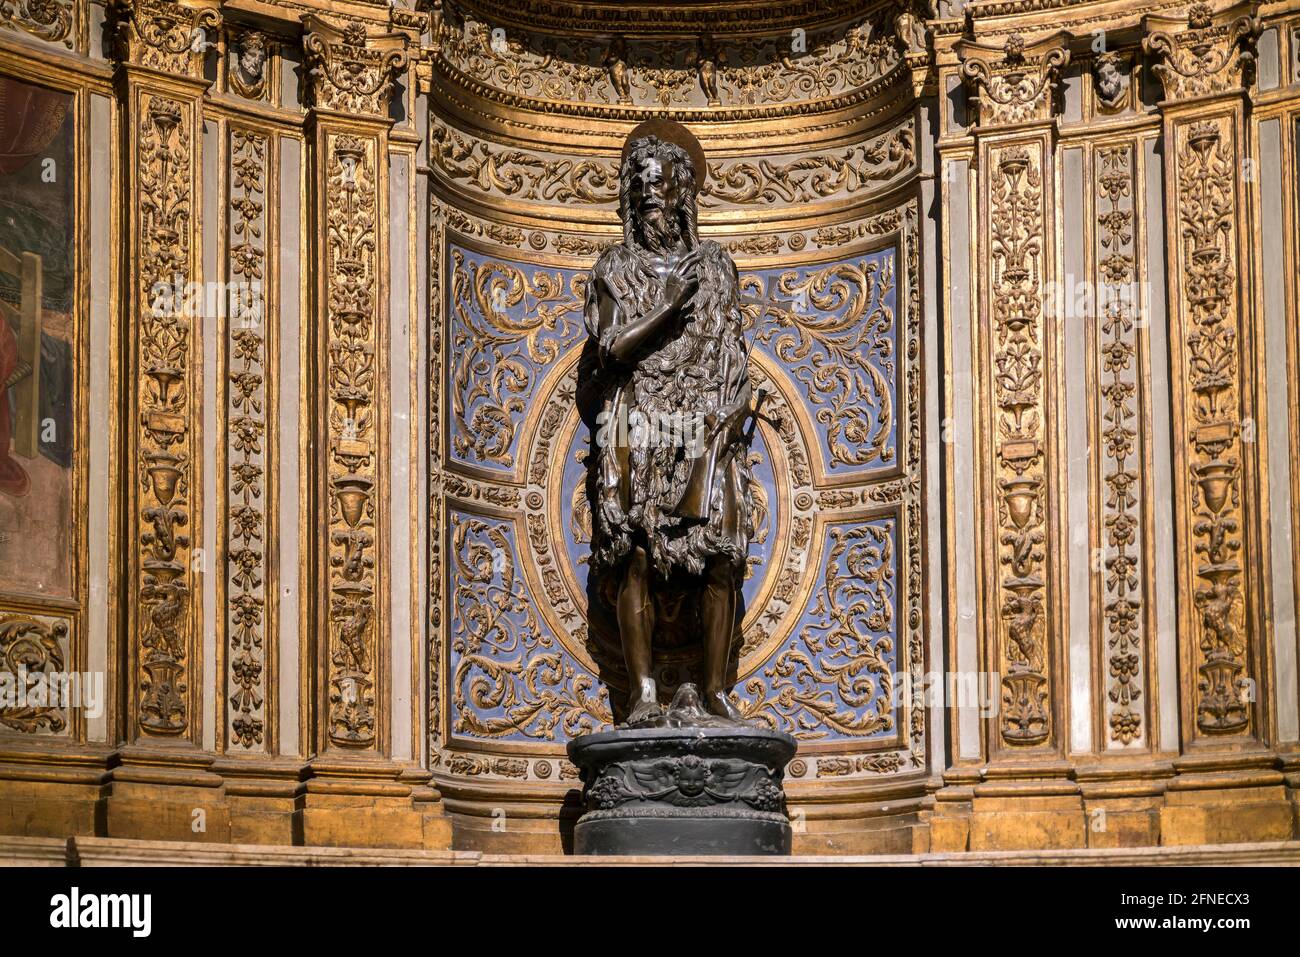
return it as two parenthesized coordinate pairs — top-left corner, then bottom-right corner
(303, 16), (407, 753)
(1144, 2), (1264, 743)
(1093, 142), (1149, 748)
(958, 33), (1068, 752)
(225, 126), (270, 752)
(110, 0), (220, 743)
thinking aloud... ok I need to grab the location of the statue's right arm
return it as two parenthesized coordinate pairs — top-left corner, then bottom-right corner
(595, 278), (680, 367)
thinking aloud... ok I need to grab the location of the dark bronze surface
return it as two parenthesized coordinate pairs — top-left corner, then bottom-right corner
(578, 123), (761, 727)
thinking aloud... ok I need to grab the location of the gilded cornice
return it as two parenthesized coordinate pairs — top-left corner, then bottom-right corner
(450, 0), (873, 39)
(1143, 1), (1260, 101)
(935, 0), (1188, 49)
(108, 0), (223, 77)
(427, 9), (909, 125)
(956, 30), (1069, 126)
(302, 13), (408, 115)
(425, 111), (917, 223)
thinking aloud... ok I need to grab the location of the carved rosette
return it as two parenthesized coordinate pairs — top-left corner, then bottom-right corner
(959, 33), (1067, 750)
(0, 0), (74, 48)
(1146, 4), (1259, 740)
(304, 19), (405, 751)
(1095, 144), (1146, 746)
(226, 127), (269, 751)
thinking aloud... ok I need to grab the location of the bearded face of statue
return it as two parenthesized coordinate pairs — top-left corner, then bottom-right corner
(237, 34), (267, 86)
(629, 156), (682, 252)
(621, 141), (701, 257)
(1094, 54), (1126, 107)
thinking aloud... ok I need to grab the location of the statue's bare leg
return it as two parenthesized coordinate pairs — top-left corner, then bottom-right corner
(618, 544), (661, 724)
(701, 555), (744, 721)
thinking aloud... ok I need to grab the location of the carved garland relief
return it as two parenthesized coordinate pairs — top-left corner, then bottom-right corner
(1094, 143), (1147, 747)
(225, 127), (269, 751)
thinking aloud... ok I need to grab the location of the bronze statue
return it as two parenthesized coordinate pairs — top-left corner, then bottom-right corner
(578, 120), (759, 726)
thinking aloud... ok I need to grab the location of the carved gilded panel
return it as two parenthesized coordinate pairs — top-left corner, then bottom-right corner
(133, 90), (200, 737)
(321, 130), (381, 750)
(1169, 114), (1256, 737)
(0, 610), (71, 735)
(983, 139), (1056, 749)
(0, 0), (74, 49)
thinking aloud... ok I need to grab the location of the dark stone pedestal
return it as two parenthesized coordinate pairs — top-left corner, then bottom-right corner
(567, 724), (797, 856)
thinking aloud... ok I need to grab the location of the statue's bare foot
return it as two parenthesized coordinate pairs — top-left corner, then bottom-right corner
(626, 696), (664, 726)
(704, 688), (745, 724)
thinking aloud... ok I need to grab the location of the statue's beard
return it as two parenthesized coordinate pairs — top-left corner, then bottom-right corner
(634, 206), (684, 254)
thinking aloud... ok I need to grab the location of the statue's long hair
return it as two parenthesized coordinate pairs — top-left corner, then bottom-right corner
(619, 136), (699, 250)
